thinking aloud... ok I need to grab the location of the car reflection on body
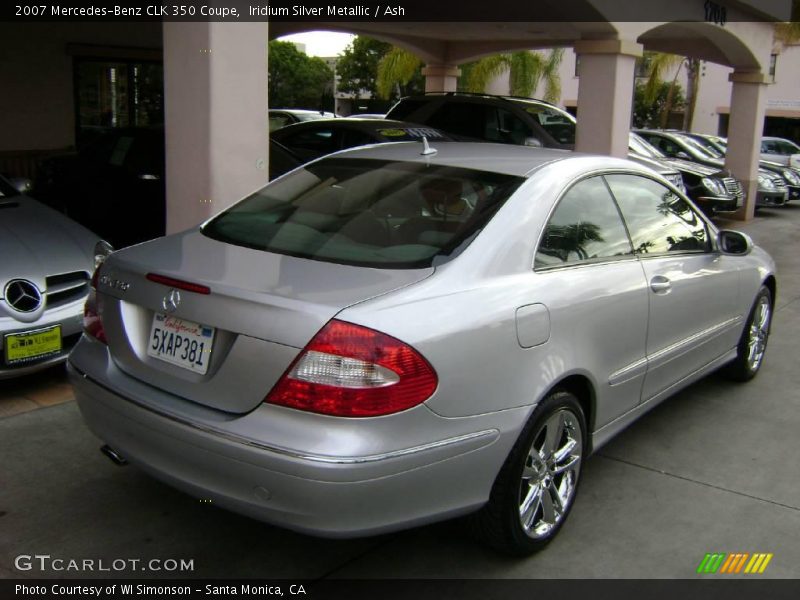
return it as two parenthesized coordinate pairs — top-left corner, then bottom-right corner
(69, 141), (775, 554)
(0, 175), (110, 379)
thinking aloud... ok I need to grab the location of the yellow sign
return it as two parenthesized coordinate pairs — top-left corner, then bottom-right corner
(5, 326), (62, 364)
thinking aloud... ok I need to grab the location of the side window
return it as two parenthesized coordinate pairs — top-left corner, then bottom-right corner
(535, 176), (634, 269)
(605, 174), (710, 255)
(493, 108), (534, 145)
(427, 102), (487, 139)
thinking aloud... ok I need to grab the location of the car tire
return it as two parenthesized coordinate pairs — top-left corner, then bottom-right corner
(468, 389), (586, 555)
(724, 285), (772, 382)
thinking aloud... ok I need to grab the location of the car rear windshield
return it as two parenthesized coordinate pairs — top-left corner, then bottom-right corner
(202, 158), (524, 269)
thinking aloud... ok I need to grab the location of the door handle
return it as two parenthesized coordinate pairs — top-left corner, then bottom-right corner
(650, 276), (672, 293)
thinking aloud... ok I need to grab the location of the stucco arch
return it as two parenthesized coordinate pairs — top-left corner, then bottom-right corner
(636, 21), (764, 71)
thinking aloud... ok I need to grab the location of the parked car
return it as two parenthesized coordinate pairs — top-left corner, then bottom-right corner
(683, 132), (800, 202)
(69, 141), (775, 554)
(759, 136), (800, 168)
(386, 92), (576, 148)
(269, 109), (337, 132)
(271, 118), (451, 163)
(1, 174), (110, 379)
(635, 129), (789, 207)
(386, 93), (685, 189)
(35, 127), (165, 248)
(629, 133), (743, 214)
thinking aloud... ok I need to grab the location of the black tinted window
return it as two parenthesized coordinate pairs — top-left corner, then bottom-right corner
(536, 176), (633, 269)
(203, 158), (524, 269)
(605, 174), (710, 255)
(386, 99), (429, 121)
(427, 102), (487, 139)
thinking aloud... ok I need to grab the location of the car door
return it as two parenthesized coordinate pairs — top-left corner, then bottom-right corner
(605, 173), (741, 402)
(533, 176), (649, 428)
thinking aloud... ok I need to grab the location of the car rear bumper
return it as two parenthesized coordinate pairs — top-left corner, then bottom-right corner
(68, 339), (525, 538)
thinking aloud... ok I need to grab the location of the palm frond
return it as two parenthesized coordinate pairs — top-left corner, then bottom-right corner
(643, 52), (684, 105)
(465, 54), (511, 93)
(541, 49), (564, 103)
(376, 48), (422, 99)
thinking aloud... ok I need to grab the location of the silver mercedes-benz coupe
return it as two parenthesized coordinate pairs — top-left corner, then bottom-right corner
(68, 141), (775, 554)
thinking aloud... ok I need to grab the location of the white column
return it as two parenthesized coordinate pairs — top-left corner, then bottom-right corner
(725, 71), (769, 221)
(574, 39), (642, 158)
(421, 64), (460, 93)
(163, 22), (269, 234)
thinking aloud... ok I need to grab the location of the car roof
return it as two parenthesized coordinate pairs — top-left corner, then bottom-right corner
(324, 141), (641, 178)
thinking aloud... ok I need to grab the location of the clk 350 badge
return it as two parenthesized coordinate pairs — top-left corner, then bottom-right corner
(99, 275), (130, 292)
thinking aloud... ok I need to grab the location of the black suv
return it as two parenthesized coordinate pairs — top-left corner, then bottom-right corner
(386, 92), (576, 149)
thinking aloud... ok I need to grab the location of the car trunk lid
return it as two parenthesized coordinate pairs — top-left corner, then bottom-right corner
(97, 230), (433, 413)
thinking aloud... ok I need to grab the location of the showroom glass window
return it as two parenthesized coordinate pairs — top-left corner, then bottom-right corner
(74, 59), (163, 147)
(535, 176), (633, 269)
(604, 174), (710, 255)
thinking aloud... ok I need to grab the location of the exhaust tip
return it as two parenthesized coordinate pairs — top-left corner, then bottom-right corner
(100, 444), (128, 466)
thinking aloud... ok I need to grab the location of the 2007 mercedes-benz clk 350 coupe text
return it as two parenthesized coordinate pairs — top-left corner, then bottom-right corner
(69, 142), (775, 554)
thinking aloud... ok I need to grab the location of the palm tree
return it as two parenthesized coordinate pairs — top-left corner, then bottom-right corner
(465, 49), (564, 102)
(376, 48), (564, 103)
(642, 52), (688, 129)
(376, 47), (422, 99)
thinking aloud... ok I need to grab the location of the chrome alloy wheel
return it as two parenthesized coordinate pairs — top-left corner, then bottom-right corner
(747, 294), (771, 372)
(518, 409), (583, 539)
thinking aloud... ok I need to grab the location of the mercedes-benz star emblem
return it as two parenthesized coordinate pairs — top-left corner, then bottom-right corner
(162, 289), (181, 314)
(4, 279), (42, 313)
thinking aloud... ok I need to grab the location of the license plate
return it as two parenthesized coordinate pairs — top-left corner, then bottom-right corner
(4, 325), (62, 365)
(147, 313), (215, 374)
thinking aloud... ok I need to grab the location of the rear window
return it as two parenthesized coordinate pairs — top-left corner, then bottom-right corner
(202, 158), (524, 269)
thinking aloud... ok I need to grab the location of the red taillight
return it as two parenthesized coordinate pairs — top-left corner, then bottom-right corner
(265, 320), (437, 417)
(83, 265), (106, 344)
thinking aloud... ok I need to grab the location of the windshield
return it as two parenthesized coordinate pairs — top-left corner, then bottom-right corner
(203, 158), (524, 269)
(688, 135), (725, 157)
(629, 133), (665, 159)
(678, 134), (722, 159)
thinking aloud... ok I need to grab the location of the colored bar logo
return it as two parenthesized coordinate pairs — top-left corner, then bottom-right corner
(696, 552), (773, 574)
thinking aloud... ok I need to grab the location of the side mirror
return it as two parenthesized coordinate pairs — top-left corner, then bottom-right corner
(676, 151), (691, 160)
(717, 230), (753, 255)
(523, 137), (543, 148)
(9, 177), (32, 193)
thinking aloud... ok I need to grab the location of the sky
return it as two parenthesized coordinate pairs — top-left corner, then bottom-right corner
(277, 31), (355, 57)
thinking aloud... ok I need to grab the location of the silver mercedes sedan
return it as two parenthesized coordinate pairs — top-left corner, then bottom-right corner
(68, 142), (775, 554)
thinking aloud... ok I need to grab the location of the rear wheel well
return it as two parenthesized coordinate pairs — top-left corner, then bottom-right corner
(763, 275), (777, 309)
(551, 375), (595, 452)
